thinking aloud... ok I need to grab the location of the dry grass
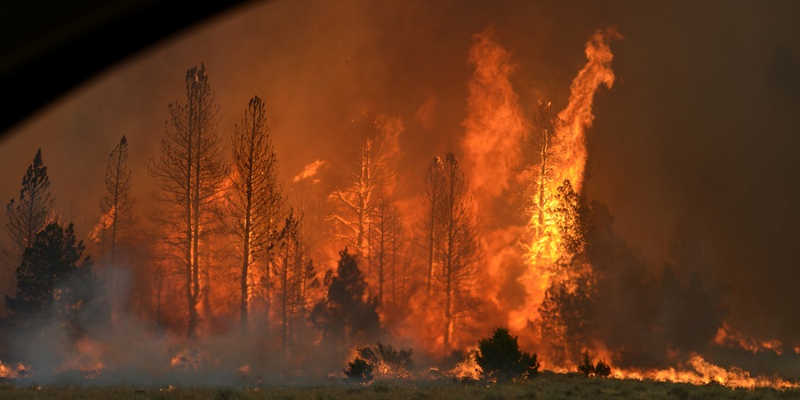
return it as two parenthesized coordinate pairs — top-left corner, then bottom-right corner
(0, 372), (798, 399)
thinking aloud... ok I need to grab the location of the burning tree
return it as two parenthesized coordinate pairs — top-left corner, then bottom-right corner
(328, 115), (400, 270)
(538, 179), (596, 364)
(98, 136), (133, 266)
(229, 95), (283, 332)
(427, 153), (479, 352)
(274, 210), (308, 355)
(528, 100), (558, 262)
(149, 64), (228, 338)
(6, 149), (54, 254)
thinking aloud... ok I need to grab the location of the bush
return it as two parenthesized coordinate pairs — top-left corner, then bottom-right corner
(344, 357), (373, 382)
(577, 351), (612, 377)
(578, 352), (594, 376)
(594, 360), (611, 377)
(357, 342), (413, 371)
(476, 328), (540, 381)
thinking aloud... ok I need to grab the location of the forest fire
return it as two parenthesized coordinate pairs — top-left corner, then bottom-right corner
(0, 2), (798, 396)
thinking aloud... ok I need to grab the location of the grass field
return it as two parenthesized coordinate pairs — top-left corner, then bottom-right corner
(1, 372), (799, 400)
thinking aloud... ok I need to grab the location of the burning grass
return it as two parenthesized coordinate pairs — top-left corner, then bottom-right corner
(0, 372), (799, 399)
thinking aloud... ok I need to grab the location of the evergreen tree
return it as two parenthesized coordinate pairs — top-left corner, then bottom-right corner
(476, 328), (539, 381)
(6, 222), (93, 319)
(6, 149), (53, 253)
(311, 249), (380, 346)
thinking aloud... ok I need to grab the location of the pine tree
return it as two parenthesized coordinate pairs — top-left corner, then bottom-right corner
(6, 222), (93, 319)
(311, 249), (380, 346)
(6, 149), (53, 253)
(149, 64), (228, 338)
(230, 96), (283, 332)
(100, 136), (133, 266)
(428, 153), (478, 351)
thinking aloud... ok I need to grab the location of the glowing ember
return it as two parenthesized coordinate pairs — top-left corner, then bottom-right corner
(0, 361), (28, 379)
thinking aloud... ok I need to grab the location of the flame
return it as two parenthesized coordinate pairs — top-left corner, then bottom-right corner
(448, 347), (482, 381)
(610, 354), (799, 390)
(462, 28), (527, 201)
(88, 205), (116, 244)
(0, 361), (28, 379)
(293, 160), (327, 184)
(527, 28), (620, 264)
(714, 323), (784, 355)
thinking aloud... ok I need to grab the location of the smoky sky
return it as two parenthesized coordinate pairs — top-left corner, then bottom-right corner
(1, 0), (798, 346)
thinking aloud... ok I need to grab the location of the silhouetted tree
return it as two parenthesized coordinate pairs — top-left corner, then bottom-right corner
(311, 249), (380, 347)
(595, 359), (611, 377)
(476, 328), (539, 381)
(577, 352), (611, 377)
(275, 210), (302, 355)
(97, 136), (133, 317)
(6, 222), (94, 321)
(429, 153), (478, 351)
(6, 149), (53, 253)
(149, 64), (228, 338)
(99, 136), (133, 266)
(578, 351), (594, 376)
(230, 96), (283, 332)
(424, 156), (444, 296)
(368, 196), (402, 307)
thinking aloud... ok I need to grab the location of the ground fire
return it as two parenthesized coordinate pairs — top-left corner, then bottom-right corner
(0, 2), (797, 396)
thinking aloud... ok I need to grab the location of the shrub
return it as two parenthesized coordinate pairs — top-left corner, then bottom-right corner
(344, 357), (373, 382)
(594, 360), (611, 377)
(476, 328), (540, 381)
(357, 342), (413, 371)
(577, 352), (612, 377)
(578, 352), (594, 376)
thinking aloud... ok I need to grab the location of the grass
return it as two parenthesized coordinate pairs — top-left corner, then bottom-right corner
(0, 372), (798, 399)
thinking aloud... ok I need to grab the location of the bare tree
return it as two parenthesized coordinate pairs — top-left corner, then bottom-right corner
(98, 136), (133, 303)
(329, 117), (398, 264)
(368, 195), (403, 307)
(424, 156), (445, 296)
(528, 99), (559, 263)
(386, 206), (402, 306)
(149, 64), (227, 338)
(275, 210), (301, 356)
(428, 153), (478, 351)
(6, 149), (53, 253)
(101, 136), (133, 265)
(230, 96), (283, 332)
